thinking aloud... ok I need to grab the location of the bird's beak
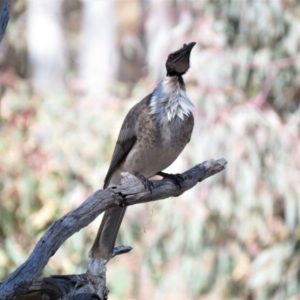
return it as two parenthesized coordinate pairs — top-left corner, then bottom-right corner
(181, 42), (196, 56)
(174, 42), (196, 62)
(166, 42), (196, 76)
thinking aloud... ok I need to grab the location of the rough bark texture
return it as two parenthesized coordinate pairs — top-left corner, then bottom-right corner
(0, 158), (227, 300)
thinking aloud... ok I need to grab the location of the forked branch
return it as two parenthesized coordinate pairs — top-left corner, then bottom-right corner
(0, 158), (227, 300)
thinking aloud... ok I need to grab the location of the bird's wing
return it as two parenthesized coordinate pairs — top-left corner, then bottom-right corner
(103, 94), (152, 188)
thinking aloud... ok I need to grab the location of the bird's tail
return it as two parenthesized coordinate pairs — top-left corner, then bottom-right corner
(89, 206), (126, 260)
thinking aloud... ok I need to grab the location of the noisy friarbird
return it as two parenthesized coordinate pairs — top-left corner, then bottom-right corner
(89, 42), (196, 260)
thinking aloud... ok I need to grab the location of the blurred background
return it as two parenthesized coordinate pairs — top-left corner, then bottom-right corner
(1, 0), (300, 299)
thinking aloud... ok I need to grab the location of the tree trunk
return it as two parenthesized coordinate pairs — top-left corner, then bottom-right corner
(78, 0), (118, 101)
(26, 0), (66, 94)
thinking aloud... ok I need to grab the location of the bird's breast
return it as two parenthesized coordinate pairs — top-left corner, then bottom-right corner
(121, 113), (193, 178)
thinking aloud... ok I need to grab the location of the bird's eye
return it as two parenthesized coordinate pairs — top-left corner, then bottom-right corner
(169, 54), (174, 59)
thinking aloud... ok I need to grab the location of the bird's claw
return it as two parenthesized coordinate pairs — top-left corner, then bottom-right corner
(157, 171), (184, 190)
(135, 173), (154, 192)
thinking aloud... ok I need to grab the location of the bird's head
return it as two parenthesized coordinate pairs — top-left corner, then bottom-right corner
(165, 42), (196, 77)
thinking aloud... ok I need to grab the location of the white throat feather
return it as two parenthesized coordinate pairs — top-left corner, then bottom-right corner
(149, 76), (193, 123)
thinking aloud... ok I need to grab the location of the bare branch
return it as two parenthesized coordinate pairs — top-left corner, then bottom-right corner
(0, 0), (9, 42)
(0, 158), (227, 300)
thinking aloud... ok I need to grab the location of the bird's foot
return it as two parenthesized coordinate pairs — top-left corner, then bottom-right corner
(135, 173), (154, 192)
(157, 171), (184, 190)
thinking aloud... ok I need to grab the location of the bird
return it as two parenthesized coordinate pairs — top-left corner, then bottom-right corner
(89, 42), (196, 260)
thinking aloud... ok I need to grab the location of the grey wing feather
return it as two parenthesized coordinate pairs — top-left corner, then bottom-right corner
(103, 94), (151, 188)
(103, 134), (136, 188)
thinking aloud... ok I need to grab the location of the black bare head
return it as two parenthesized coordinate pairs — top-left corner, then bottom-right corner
(166, 42), (196, 77)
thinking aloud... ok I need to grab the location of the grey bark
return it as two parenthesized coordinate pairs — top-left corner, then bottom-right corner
(0, 158), (227, 300)
(0, 0), (9, 42)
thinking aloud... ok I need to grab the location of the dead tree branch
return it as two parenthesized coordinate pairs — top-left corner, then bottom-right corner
(0, 0), (9, 42)
(0, 158), (227, 300)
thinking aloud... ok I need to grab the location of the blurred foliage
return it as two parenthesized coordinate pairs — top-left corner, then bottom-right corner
(1, 0), (300, 299)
